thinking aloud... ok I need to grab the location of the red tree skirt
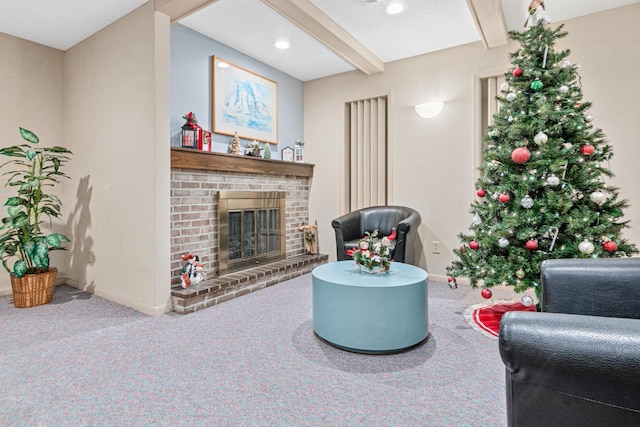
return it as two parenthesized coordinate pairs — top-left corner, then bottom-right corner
(464, 300), (536, 339)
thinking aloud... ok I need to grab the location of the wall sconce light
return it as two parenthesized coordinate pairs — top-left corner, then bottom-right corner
(414, 101), (444, 119)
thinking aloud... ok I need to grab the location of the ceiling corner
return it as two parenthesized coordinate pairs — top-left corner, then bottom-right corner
(155, 0), (220, 21)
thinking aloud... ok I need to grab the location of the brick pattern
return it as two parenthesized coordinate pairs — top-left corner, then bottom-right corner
(170, 167), (316, 310)
(171, 254), (328, 314)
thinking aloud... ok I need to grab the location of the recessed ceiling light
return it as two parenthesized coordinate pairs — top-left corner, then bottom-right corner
(385, 2), (407, 15)
(274, 40), (291, 50)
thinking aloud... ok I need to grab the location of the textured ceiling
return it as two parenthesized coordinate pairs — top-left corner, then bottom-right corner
(1, 0), (638, 81)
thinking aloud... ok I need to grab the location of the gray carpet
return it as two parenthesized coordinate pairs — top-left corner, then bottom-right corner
(0, 273), (516, 426)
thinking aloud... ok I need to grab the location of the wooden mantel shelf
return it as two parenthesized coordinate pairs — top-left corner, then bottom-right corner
(171, 147), (314, 178)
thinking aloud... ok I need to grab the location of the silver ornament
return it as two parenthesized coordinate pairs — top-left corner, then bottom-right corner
(578, 239), (595, 254)
(521, 294), (534, 307)
(546, 175), (560, 186)
(590, 191), (606, 205)
(472, 213), (482, 225)
(559, 85), (569, 93)
(520, 195), (534, 209)
(533, 132), (548, 145)
(506, 92), (517, 102)
(498, 237), (510, 248)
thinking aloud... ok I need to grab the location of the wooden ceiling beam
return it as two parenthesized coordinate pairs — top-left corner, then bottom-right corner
(261, 0), (384, 75)
(466, 0), (509, 49)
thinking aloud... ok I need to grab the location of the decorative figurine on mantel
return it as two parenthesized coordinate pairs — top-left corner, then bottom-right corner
(245, 140), (262, 157)
(180, 253), (205, 289)
(299, 224), (318, 254)
(263, 142), (272, 159)
(229, 132), (242, 155)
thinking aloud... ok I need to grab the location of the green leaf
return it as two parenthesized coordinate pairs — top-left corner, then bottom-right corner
(12, 212), (28, 228)
(35, 242), (49, 259)
(45, 233), (69, 248)
(23, 241), (36, 256)
(26, 149), (37, 161)
(13, 260), (26, 278)
(19, 128), (39, 144)
(7, 205), (23, 218)
(5, 197), (21, 207)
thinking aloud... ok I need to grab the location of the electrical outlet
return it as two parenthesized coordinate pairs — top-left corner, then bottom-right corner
(432, 241), (441, 254)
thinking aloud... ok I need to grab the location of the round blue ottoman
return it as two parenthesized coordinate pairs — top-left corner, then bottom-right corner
(312, 261), (428, 353)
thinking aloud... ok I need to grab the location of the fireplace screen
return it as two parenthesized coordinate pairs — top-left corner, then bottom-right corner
(217, 191), (286, 275)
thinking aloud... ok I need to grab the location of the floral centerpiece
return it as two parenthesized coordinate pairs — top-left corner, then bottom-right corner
(346, 229), (393, 274)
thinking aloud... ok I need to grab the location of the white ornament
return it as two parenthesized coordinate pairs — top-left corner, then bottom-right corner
(500, 82), (510, 92)
(508, 116), (514, 123)
(520, 195), (534, 209)
(546, 175), (560, 186)
(533, 132), (548, 145)
(506, 92), (517, 102)
(498, 238), (510, 248)
(561, 59), (571, 68)
(559, 85), (569, 94)
(584, 114), (593, 122)
(590, 191), (606, 205)
(578, 239), (595, 254)
(521, 294), (534, 307)
(472, 213), (482, 225)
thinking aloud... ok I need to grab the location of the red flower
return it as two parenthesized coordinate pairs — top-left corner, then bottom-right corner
(346, 248), (356, 257)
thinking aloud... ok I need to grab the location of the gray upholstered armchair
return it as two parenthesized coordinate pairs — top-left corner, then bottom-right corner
(331, 205), (421, 265)
(498, 258), (640, 427)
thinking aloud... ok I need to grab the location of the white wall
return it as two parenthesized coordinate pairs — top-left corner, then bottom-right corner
(0, 34), (65, 295)
(305, 4), (640, 280)
(62, 2), (171, 314)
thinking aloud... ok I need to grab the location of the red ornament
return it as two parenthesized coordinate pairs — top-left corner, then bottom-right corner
(580, 144), (595, 155)
(498, 193), (510, 203)
(525, 240), (538, 250)
(469, 241), (480, 250)
(512, 67), (523, 77)
(603, 241), (617, 252)
(481, 288), (493, 299)
(511, 146), (531, 164)
(476, 189), (486, 198)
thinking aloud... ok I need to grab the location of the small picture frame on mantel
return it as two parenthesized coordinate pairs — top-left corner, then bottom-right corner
(281, 146), (294, 162)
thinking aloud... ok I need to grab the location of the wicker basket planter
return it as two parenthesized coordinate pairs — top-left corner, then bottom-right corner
(10, 268), (57, 308)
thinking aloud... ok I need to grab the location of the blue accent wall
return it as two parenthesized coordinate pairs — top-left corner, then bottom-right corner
(170, 24), (304, 158)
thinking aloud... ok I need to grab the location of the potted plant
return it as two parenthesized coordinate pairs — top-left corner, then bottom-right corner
(0, 127), (72, 308)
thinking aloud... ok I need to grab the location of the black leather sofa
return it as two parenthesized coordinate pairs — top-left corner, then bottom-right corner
(331, 206), (421, 265)
(498, 258), (640, 426)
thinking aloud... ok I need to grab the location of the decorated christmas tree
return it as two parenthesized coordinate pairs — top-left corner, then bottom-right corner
(446, 8), (638, 304)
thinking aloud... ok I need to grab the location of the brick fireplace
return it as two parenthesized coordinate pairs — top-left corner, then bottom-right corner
(169, 148), (327, 314)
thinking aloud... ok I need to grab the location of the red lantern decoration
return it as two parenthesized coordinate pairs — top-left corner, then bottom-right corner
(498, 193), (510, 203)
(525, 240), (538, 250)
(481, 288), (493, 299)
(469, 241), (480, 250)
(511, 146), (531, 164)
(476, 189), (486, 198)
(603, 241), (617, 252)
(512, 67), (523, 77)
(580, 144), (595, 155)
